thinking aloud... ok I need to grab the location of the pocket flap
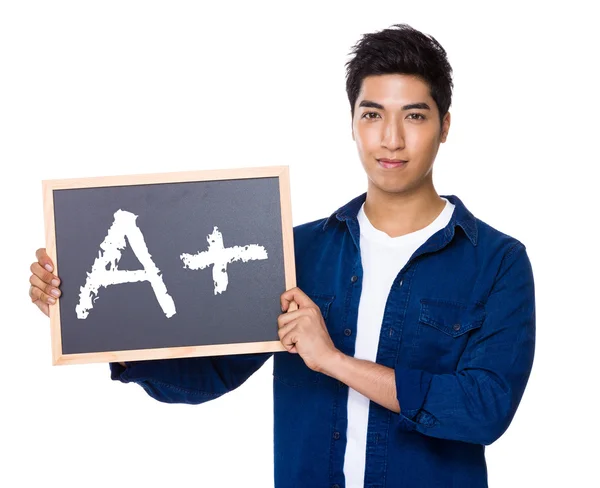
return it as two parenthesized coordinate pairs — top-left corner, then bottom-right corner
(308, 293), (335, 319)
(419, 299), (485, 337)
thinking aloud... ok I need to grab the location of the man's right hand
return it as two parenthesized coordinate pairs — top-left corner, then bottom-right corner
(29, 248), (126, 368)
(29, 248), (61, 318)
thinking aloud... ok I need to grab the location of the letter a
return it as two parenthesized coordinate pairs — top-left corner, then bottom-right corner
(76, 209), (176, 319)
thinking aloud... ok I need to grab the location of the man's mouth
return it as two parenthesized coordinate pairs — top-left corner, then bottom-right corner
(377, 159), (408, 169)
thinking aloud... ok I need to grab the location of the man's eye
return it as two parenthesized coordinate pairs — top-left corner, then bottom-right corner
(362, 112), (380, 119)
(407, 113), (425, 120)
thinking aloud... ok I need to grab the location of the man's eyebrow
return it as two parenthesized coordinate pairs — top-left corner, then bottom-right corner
(359, 100), (385, 110)
(402, 102), (431, 110)
(358, 100), (431, 111)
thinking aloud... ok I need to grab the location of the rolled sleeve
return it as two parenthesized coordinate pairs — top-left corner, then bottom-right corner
(109, 362), (128, 381)
(108, 353), (272, 404)
(393, 243), (535, 445)
(394, 368), (434, 430)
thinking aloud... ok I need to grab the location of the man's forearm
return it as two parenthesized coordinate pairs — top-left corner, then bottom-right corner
(319, 351), (400, 413)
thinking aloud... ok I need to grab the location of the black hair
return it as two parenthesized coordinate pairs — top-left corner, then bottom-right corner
(345, 24), (453, 125)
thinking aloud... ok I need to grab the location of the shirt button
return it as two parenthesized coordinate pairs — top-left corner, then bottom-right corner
(453, 323), (461, 331)
(351, 275), (358, 283)
(344, 328), (352, 336)
(332, 484), (340, 488)
(399, 279), (403, 286)
(333, 431), (340, 440)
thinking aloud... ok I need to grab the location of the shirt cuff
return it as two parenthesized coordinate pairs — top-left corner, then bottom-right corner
(109, 359), (177, 384)
(394, 367), (435, 430)
(109, 362), (129, 381)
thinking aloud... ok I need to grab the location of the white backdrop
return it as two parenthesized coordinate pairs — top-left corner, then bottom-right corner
(1, 1), (598, 487)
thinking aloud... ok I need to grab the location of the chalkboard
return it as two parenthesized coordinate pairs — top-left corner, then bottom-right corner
(42, 166), (295, 365)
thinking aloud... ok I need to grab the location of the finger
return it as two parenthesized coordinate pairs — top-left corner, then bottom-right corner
(280, 287), (312, 312)
(36, 248), (55, 273)
(29, 274), (61, 300)
(278, 320), (299, 352)
(30, 262), (60, 286)
(277, 309), (304, 329)
(29, 281), (57, 305)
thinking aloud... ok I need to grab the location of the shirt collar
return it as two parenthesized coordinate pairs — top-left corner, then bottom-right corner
(322, 193), (479, 246)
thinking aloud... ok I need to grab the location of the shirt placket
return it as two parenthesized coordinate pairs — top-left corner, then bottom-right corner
(328, 220), (363, 488)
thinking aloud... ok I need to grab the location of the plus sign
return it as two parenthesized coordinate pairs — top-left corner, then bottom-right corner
(180, 227), (268, 295)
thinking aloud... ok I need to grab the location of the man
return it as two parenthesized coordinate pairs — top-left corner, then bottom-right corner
(29, 23), (535, 487)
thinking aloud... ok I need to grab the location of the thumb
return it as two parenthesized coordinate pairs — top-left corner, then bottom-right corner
(280, 287), (311, 312)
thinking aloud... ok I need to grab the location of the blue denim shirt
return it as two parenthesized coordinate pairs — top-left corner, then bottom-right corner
(111, 193), (536, 488)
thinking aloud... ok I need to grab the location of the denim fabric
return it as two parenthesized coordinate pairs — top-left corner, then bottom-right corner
(111, 193), (535, 488)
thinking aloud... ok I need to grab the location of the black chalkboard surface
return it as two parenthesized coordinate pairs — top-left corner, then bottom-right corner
(42, 166), (295, 365)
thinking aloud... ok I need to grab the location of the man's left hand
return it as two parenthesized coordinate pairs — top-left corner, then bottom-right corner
(278, 287), (340, 373)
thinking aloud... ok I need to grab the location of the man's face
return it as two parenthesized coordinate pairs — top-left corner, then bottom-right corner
(351, 74), (450, 197)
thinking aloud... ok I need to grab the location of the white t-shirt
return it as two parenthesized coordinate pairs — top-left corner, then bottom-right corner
(343, 197), (456, 487)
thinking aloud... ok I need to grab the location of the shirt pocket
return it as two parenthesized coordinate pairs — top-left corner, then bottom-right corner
(409, 298), (486, 373)
(273, 293), (335, 387)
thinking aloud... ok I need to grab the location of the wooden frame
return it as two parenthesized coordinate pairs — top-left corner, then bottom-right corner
(43, 166), (295, 365)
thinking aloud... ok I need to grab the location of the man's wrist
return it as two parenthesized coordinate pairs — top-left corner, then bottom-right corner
(318, 349), (347, 378)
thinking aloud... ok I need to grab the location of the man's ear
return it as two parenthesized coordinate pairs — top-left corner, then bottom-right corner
(440, 112), (451, 143)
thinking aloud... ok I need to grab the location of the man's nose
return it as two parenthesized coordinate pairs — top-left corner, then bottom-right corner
(381, 119), (405, 151)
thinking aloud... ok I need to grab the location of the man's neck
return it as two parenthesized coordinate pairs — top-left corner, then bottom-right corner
(363, 185), (447, 238)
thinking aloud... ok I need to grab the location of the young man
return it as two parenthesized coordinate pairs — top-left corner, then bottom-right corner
(29, 24), (535, 488)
